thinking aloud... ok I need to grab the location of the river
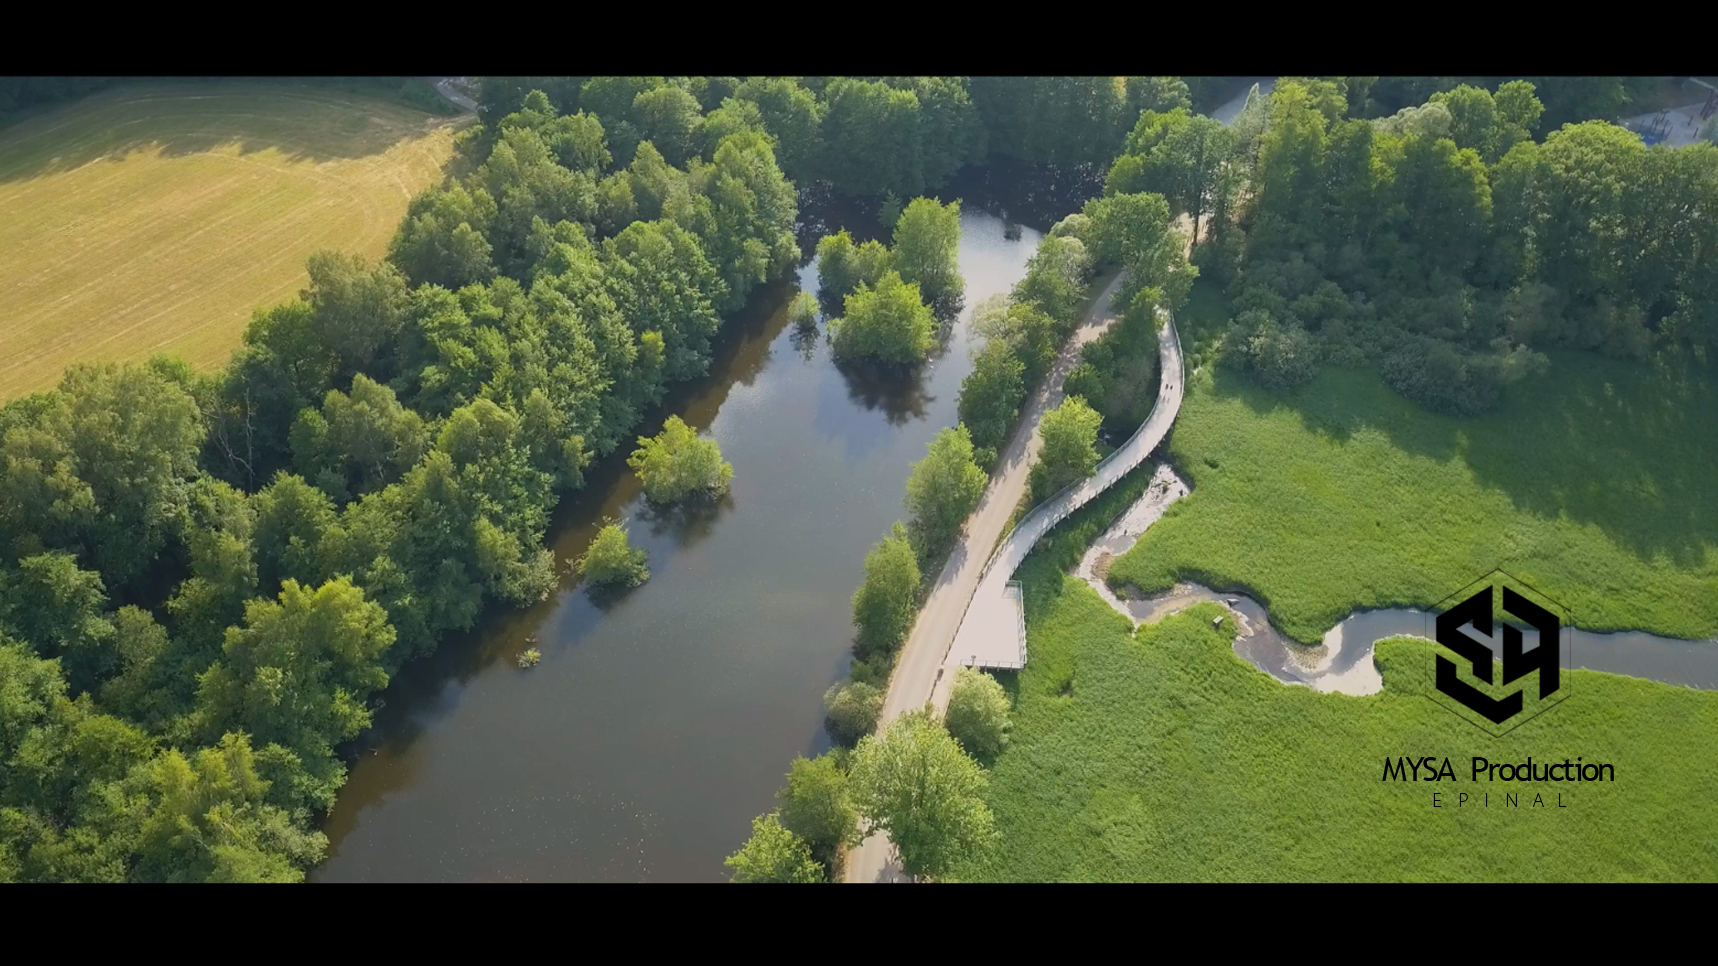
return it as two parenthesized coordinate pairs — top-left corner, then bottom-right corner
(312, 207), (1043, 882)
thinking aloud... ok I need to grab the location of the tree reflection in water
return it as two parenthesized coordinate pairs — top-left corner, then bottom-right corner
(635, 491), (734, 550)
(834, 357), (936, 426)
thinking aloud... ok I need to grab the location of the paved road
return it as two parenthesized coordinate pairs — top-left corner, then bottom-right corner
(431, 77), (478, 114)
(946, 310), (1184, 675)
(845, 271), (1179, 882)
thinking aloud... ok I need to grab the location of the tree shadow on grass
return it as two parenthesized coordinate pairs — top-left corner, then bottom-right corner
(0, 79), (462, 184)
(1205, 346), (1718, 568)
(1460, 349), (1718, 569)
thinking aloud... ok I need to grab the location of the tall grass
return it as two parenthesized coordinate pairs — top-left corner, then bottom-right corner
(958, 574), (1718, 881)
(1108, 350), (1718, 643)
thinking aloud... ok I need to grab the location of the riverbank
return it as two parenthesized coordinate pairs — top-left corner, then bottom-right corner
(315, 209), (1042, 882)
(843, 266), (1147, 882)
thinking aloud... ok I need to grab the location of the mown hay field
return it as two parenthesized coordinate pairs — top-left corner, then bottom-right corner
(0, 81), (464, 400)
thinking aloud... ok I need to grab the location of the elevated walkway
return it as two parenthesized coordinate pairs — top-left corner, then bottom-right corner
(947, 310), (1184, 673)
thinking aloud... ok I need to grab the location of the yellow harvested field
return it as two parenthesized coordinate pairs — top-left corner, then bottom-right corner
(0, 82), (467, 400)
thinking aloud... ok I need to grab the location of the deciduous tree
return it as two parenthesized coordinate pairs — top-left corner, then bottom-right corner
(848, 710), (995, 880)
(724, 812), (822, 883)
(627, 415), (733, 505)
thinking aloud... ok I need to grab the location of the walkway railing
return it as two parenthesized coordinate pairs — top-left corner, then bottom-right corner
(973, 309), (1184, 590)
(950, 307), (1184, 671)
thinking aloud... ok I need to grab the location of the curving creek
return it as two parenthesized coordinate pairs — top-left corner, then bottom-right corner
(314, 195), (1716, 883)
(314, 205), (1045, 881)
(1082, 466), (1718, 695)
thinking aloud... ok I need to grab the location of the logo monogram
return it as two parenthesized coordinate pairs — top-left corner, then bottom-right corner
(1428, 572), (1571, 735)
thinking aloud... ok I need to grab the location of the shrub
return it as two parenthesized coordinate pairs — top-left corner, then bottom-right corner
(823, 680), (884, 746)
(904, 425), (987, 558)
(788, 290), (819, 330)
(1230, 310), (1321, 391)
(828, 271), (937, 365)
(577, 522), (649, 587)
(851, 522), (921, 657)
(1031, 395), (1102, 501)
(816, 230), (895, 306)
(778, 753), (859, 865)
(1380, 335), (1544, 416)
(957, 337), (1025, 459)
(847, 652), (895, 688)
(1047, 212), (1090, 240)
(724, 813), (823, 883)
(944, 667), (1012, 763)
(627, 415), (734, 504)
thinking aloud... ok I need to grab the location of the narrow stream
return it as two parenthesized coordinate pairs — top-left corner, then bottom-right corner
(312, 208), (1043, 882)
(1085, 465), (1718, 695)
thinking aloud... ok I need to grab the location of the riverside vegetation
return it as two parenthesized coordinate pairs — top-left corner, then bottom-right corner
(4, 74), (1703, 883)
(0, 82), (799, 875)
(970, 78), (1718, 882)
(731, 141), (1198, 884)
(0, 74), (1222, 884)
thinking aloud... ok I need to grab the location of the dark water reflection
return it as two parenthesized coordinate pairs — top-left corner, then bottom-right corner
(945, 158), (1107, 233)
(313, 209), (1042, 882)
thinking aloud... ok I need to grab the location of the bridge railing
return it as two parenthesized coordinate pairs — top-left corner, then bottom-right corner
(970, 308), (1184, 591)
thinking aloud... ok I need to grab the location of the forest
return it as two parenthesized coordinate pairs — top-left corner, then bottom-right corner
(1161, 78), (1717, 413)
(1, 75), (1707, 883)
(0, 74), (1196, 883)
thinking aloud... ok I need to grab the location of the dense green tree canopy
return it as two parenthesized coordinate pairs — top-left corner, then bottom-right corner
(829, 271), (937, 365)
(626, 415), (733, 505)
(848, 710), (996, 880)
(903, 425), (987, 555)
(724, 812), (822, 883)
(1198, 77), (1718, 414)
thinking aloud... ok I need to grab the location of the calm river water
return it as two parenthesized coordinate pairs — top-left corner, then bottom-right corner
(313, 209), (1042, 881)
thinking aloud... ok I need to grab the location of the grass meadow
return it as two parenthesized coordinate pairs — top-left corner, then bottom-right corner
(1108, 312), (1718, 643)
(956, 567), (1718, 881)
(954, 281), (1718, 880)
(0, 81), (464, 399)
